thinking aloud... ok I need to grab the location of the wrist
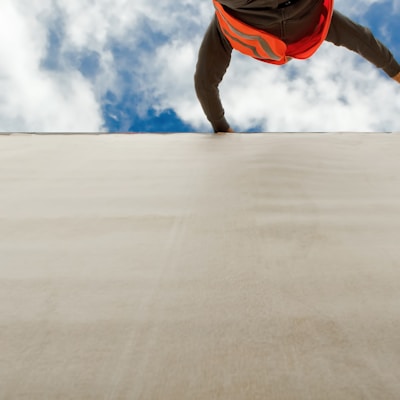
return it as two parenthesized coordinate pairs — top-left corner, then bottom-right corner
(392, 72), (400, 83)
(212, 115), (230, 133)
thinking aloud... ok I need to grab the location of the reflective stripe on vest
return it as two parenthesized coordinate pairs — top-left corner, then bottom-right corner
(213, 0), (334, 65)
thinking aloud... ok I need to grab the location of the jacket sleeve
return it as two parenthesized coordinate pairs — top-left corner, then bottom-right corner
(194, 16), (233, 132)
(326, 10), (400, 78)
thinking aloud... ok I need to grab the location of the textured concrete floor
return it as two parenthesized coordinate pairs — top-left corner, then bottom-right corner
(1, 133), (400, 399)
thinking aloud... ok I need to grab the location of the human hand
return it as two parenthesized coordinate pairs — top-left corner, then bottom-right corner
(216, 127), (235, 135)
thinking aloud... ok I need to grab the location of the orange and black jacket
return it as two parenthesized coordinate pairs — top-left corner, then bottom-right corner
(213, 0), (333, 64)
(195, 0), (400, 132)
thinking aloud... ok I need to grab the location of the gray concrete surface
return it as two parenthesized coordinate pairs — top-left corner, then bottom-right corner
(1, 133), (400, 399)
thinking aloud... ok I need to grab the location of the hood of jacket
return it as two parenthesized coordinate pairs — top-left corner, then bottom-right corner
(217, 0), (282, 9)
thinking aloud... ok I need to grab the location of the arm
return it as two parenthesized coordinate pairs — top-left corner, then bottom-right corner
(194, 16), (233, 132)
(325, 10), (400, 79)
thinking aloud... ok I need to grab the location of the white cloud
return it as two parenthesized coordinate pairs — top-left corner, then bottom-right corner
(0, 0), (103, 132)
(218, 46), (400, 132)
(0, 0), (399, 133)
(144, 38), (208, 128)
(0, 0), (211, 132)
(334, 0), (382, 16)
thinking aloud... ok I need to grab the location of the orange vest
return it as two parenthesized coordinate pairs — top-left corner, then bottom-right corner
(213, 0), (334, 65)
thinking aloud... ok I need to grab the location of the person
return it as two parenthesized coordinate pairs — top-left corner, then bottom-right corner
(194, 0), (400, 133)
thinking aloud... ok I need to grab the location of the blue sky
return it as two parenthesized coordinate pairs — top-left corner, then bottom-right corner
(1, 0), (400, 133)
